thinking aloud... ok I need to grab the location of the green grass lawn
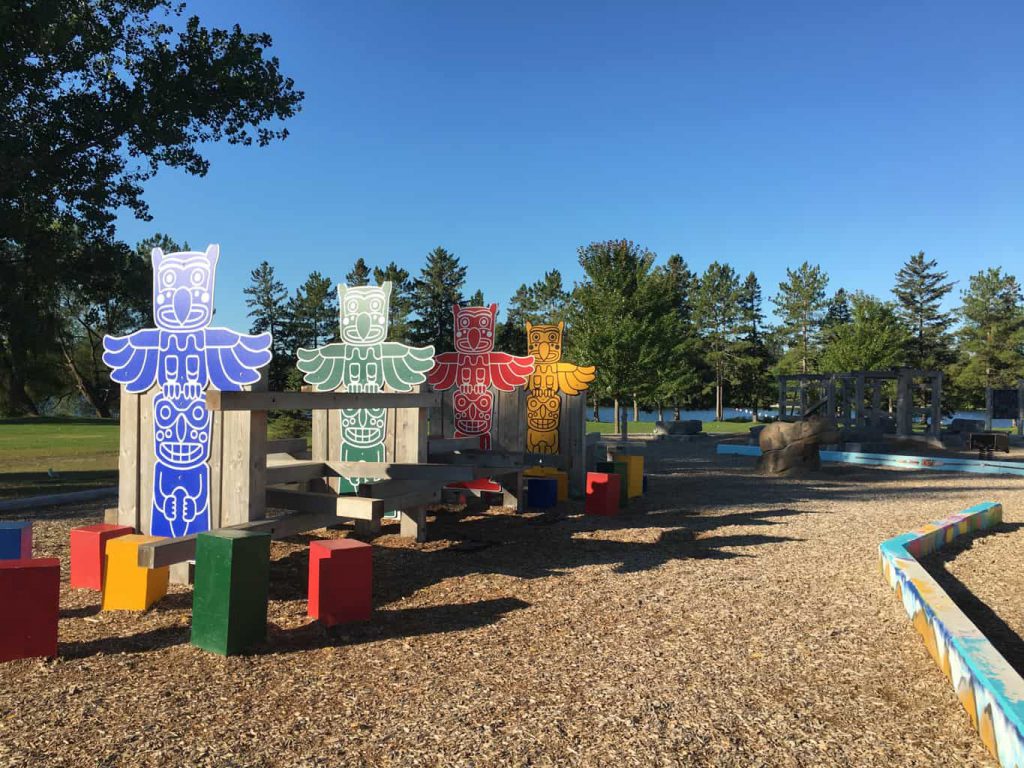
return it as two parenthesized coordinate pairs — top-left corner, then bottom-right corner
(0, 417), (119, 499)
(586, 419), (756, 435)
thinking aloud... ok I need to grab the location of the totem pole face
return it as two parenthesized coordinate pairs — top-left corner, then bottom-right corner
(453, 389), (493, 435)
(155, 398), (212, 466)
(338, 283), (391, 344)
(526, 321), (564, 364)
(152, 245), (218, 331)
(453, 304), (498, 353)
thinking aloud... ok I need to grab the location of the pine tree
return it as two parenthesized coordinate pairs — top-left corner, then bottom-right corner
(408, 247), (467, 352)
(243, 261), (290, 390)
(654, 255), (705, 420)
(736, 272), (775, 420)
(772, 262), (829, 374)
(495, 270), (571, 355)
(372, 262), (413, 341)
(954, 268), (1024, 398)
(823, 288), (852, 331)
(892, 251), (956, 370)
(468, 289), (485, 306)
(694, 262), (747, 421)
(288, 271), (338, 351)
(345, 258), (371, 287)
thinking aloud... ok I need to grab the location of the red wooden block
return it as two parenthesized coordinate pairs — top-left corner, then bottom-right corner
(70, 523), (134, 591)
(308, 539), (372, 627)
(585, 472), (621, 517)
(0, 558), (60, 662)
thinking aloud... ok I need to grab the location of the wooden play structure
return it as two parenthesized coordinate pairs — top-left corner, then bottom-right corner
(777, 368), (943, 437)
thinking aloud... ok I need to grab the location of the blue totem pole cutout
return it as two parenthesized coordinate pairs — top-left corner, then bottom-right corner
(102, 245), (272, 538)
(296, 282), (435, 493)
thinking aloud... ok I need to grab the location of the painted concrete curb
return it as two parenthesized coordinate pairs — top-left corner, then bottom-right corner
(716, 443), (1024, 477)
(0, 487), (117, 513)
(880, 502), (1024, 767)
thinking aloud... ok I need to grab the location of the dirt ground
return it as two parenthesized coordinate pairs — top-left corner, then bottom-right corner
(1, 438), (1020, 768)
(923, 516), (1024, 677)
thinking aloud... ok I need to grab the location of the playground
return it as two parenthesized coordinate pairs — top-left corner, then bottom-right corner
(1, 436), (1018, 767)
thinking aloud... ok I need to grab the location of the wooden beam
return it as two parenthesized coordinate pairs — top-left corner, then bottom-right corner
(427, 436), (482, 454)
(137, 507), (342, 568)
(267, 437), (308, 455)
(206, 389), (441, 412)
(265, 460), (331, 485)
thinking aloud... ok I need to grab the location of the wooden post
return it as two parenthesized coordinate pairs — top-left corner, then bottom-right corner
(563, 392), (586, 497)
(117, 387), (141, 530)
(896, 371), (912, 436)
(399, 507), (427, 542)
(1018, 381), (1024, 437)
(930, 372), (943, 437)
(854, 373), (865, 430)
(220, 379), (268, 527)
(138, 388), (156, 535)
(985, 386), (993, 432)
(871, 380), (882, 430)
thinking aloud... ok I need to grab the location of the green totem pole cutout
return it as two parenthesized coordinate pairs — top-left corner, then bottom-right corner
(296, 282), (435, 493)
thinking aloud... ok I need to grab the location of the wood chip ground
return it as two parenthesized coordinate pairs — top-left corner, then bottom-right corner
(1, 439), (1018, 767)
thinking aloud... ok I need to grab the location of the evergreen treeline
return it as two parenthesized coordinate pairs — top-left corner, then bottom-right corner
(7, 232), (1024, 420)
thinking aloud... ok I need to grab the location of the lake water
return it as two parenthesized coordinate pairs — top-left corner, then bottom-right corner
(588, 405), (1013, 428)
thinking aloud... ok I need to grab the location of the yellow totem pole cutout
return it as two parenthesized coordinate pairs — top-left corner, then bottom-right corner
(525, 321), (596, 453)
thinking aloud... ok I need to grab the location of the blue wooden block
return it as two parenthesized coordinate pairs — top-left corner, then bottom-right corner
(526, 477), (558, 510)
(0, 521), (31, 560)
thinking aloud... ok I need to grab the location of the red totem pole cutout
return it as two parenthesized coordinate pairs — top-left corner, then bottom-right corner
(426, 304), (534, 450)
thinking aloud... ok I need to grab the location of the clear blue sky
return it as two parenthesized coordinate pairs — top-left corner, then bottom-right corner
(115, 0), (1024, 333)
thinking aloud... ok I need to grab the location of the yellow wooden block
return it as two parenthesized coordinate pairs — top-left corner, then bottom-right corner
(610, 453), (644, 498)
(524, 467), (569, 501)
(101, 534), (169, 611)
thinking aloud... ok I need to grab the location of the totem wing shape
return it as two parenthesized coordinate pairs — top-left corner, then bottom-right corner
(204, 328), (272, 391)
(555, 363), (596, 395)
(489, 353), (535, 392)
(296, 343), (348, 392)
(380, 343), (436, 392)
(425, 351), (461, 391)
(102, 329), (161, 393)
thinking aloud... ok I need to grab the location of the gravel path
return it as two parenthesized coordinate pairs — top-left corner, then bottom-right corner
(1, 439), (1019, 767)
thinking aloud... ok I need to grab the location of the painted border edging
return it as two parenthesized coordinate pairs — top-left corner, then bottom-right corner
(880, 502), (1024, 767)
(716, 443), (1024, 477)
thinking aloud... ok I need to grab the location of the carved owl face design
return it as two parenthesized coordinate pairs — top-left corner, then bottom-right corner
(152, 244), (218, 331)
(453, 304), (497, 353)
(526, 321), (564, 363)
(338, 282), (392, 344)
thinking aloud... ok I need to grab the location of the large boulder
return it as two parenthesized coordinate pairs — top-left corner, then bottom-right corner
(757, 417), (840, 475)
(653, 419), (702, 436)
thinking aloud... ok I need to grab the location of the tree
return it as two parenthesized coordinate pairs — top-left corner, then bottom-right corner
(409, 247), (467, 352)
(694, 262), (747, 421)
(892, 251), (956, 371)
(496, 270), (571, 355)
(243, 260), (291, 390)
(0, 1), (303, 415)
(823, 289), (853, 334)
(735, 272), (775, 420)
(373, 262), (413, 341)
(468, 289), (485, 306)
(345, 258), (371, 287)
(288, 271), (338, 351)
(953, 268), (1024, 399)
(653, 255), (704, 420)
(52, 236), (154, 417)
(772, 262), (829, 374)
(568, 240), (678, 437)
(820, 293), (907, 372)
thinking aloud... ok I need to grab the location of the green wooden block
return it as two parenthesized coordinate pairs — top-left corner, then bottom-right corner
(191, 530), (271, 656)
(595, 461), (630, 506)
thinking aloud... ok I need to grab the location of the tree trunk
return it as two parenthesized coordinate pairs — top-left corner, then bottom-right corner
(613, 398), (619, 428)
(619, 400), (628, 440)
(715, 374), (724, 422)
(673, 405), (681, 421)
(61, 345), (112, 418)
(658, 404), (664, 421)
(592, 397), (600, 422)
(632, 396), (639, 422)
